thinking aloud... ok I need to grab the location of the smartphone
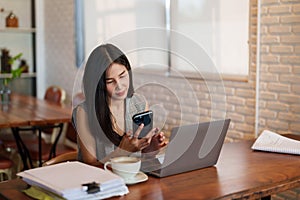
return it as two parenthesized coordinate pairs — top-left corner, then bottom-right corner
(132, 110), (153, 139)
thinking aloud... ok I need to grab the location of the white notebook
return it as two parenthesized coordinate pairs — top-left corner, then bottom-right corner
(251, 130), (300, 155)
(17, 161), (129, 200)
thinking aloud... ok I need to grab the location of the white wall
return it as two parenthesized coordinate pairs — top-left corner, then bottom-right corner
(37, 0), (78, 102)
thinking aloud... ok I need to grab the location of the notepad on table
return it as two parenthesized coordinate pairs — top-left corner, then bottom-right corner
(17, 161), (129, 200)
(251, 130), (300, 155)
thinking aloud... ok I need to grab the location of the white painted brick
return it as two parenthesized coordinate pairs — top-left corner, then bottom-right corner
(227, 96), (246, 106)
(294, 46), (300, 53)
(281, 0), (300, 3)
(261, 55), (280, 63)
(270, 46), (293, 53)
(266, 119), (289, 130)
(293, 25), (300, 33)
(290, 104), (300, 112)
(261, 35), (280, 44)
(266, 102), (289, 111)
(235, 106), (256, 116)
(269, 5), (291, 14)
(227, 112), (245, 122)
(279, 74), (300, 83)
(291, 84), (300, 94)
(246, 99), (256, 107)
(259, 119), (266, 126)
(293, 66), (300, 74)
(268, 83), (290, 93)
(235, 123), (256, 133)
(269, 25), (292, 34)
(263, 15), (281, 24)
(278, 112), (300, 121)
(290, 123), (300, 132)
(280, 56), (300, 65)
(281, 35), (300, 44)
(279, 94), (300, 103)
(236, 89), (255, 98)
(261, 0), (280, 5)
(259, 100), (267, 109)
(245, 116), (256, 125)
(259, 109), (277, 118)
(260, 74), (279, 82)
(260, 91), (277, 100)
(268, 64), (292, 73)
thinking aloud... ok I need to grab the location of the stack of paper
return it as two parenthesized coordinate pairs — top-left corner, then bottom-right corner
(17, 161), (129, 200)
(251, 130), (300, 155)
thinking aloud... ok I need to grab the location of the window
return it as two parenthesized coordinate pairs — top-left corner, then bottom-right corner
(77, 0), (249, 78)
(170, 0), (249, 76)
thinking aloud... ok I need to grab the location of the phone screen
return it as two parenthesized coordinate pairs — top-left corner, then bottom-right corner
(132, 110), (153, 138)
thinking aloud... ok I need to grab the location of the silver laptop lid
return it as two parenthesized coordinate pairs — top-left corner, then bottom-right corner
(158, 119), (231, 177)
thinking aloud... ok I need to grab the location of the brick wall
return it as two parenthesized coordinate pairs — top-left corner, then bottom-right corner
(259, 0), (300, 135)
(134, 0), (300, 142)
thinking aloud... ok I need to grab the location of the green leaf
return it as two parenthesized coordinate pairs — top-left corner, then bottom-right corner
(11, 67), (24, 79)
(2, 53), (25, 86)
(8, 53), (23, 65)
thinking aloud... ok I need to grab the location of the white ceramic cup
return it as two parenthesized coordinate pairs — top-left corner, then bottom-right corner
(104, 156), (141, 180)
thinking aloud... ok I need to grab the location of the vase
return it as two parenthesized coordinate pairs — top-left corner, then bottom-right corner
(0, 86), (11, 105)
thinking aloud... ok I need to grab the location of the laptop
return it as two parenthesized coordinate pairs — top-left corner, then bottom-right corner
(142, 119), (231, 177)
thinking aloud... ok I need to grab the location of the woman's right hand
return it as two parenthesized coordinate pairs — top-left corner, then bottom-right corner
(118, 123), (156, 153)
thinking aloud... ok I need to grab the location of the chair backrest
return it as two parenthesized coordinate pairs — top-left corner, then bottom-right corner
(42, 85), (66, 135)
(44, 86), (66, 104)
(42, 151), (77, 166)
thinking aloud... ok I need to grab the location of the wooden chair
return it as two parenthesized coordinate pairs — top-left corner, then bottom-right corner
(41, 85), (66, 143)
(44, 85), (66, 105)
(28, 92), (83, 166)
(0, 143), (14, 181)
(0, 156), (13, 181)
(42, 151), (78, 166)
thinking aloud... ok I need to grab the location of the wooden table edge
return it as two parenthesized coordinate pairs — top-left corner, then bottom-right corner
(218, 177), (300, 199)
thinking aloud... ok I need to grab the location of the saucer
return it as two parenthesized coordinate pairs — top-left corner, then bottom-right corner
(123, 171), (148, 185)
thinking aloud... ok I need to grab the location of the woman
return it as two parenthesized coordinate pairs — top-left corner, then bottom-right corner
(73, 44), (166, 167)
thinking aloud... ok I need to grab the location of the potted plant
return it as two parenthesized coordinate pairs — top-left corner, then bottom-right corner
(0, 53), (24, 104)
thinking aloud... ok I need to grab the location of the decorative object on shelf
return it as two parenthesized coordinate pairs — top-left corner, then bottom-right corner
(19, 59), (29, 73)
(0, 8), (19, 28)
(5, 11), (18, 28)
(0, 52), (24, 105)
(1, 49), (11, 73)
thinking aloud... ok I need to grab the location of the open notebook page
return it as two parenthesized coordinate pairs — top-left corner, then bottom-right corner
(251, 130), (300, 155)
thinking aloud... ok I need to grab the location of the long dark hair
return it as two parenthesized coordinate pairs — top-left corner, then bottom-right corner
(83, 44), (134, 146)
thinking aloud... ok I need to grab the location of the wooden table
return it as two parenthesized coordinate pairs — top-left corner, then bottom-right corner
(0, 93), (71, 169)
(0, 137), (299, 200)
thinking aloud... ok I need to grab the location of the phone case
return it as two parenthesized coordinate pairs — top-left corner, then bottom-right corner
(132, 110), (153, 138)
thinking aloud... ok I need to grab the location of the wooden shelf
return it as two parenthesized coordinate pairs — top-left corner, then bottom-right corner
(0, 73), (36, 78)
(0, 27), (36, 33)
(0, 0), (37, 96)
